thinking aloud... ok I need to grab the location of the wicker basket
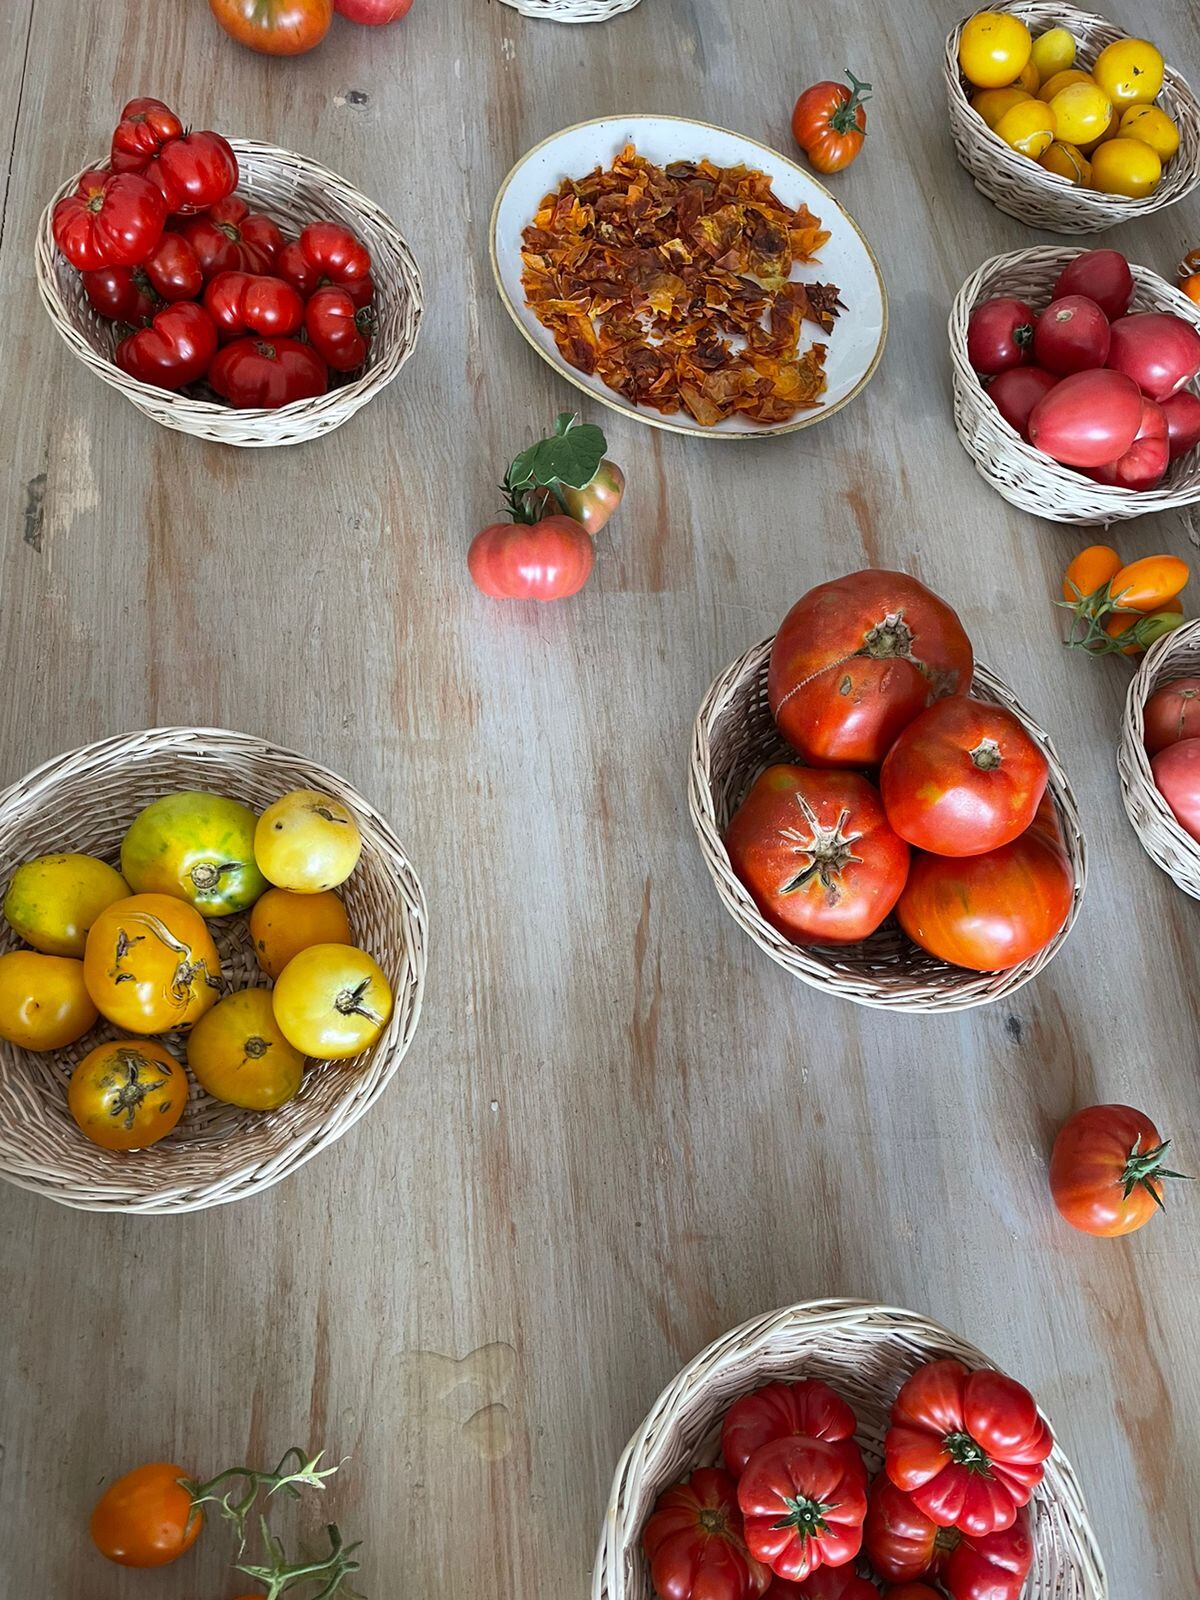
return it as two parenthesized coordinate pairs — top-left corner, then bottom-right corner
(35, 141), (423, 447)
(1118, 618), (1200, 897)
(593, 1299), (1106, 1600)
(497, 0), (641, 19)
(944, 2), (1200, 233)
(689, 639), (1086, 1013)
(950, 247), (1200, 524)
(0, 728), (428, 1213)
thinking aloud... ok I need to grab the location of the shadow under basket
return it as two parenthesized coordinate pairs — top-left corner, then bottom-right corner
(1118, 618), (1200, 899)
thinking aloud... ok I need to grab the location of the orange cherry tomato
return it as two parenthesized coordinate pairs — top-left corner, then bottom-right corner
(1110, 555), (1189, 613)
(1062, 544), (1120, 603)
(83, 894), (222, 1033)
(1180, 247), (1200, 279)
(248, 886), (353, 980)
(90, 1461), (201, 1567)
(1180, 273), (1200, 308)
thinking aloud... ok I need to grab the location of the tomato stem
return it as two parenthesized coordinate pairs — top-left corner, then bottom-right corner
(1120, 1136), (1192, 1211)
(186, 1448), (344, 1552)
(769, 1491), (832, 1539)
(942, 1430), (993, 1475)
(237, 1519), (362, 1600)
(829, 70), (872, 134)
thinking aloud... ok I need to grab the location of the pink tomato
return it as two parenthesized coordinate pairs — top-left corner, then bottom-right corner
(988, 367), (1057, 439)
(1051, 250), (1134, 320)
(334, 0), (412, 17)
(1034, 295), (1111, 375)
(1152, 738), (1200, 841)
(1089, 398), (1169, 490)
(967, 298), (1035, 376)
(1028, 369), (1143, 467)
(1161, 390), (1200, 459)
(1144, 678), (1200, 755)
(1107, 313), (1200, 402)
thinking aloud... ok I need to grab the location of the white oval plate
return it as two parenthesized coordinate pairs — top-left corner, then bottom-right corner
(491, 115), (888, 439)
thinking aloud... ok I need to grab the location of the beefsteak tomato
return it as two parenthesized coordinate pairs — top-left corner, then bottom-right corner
(112, 114), (238, 214)
(737, 1437), (866, 1582)
(304, 286), (374, 371)
(209, 0), (332, 54)
(180, 197), (285, 279)
(81, 265), (160, 325)
(109, 98), (183, 167)
(791, 73), (871, 173)
(115, 301), (218, 390)
(941, 1517), (1033, 1600)
(210, 337), (328, 408)
(143, 232), (205, 301)
(721, 1380), (861, 1480)
(468, 515), (594, 601)
(277, 221), (373, 300)
(773, 1570), (878, 1599)
(642, 1467), (770, 1600)
(864, 1477), (943, 1584)
(1050, 1103), (1188, 1236)
(52, 169), (167, 270)
(204, 271), (306, 341)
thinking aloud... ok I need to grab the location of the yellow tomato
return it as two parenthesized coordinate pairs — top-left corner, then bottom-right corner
(3, 853), (129, 957)
(994, 99), (1057, 160)
(121, 791), (266, 918)
(249, 887), (353, 981)
(1079, 101), (1121, 152)
(1015, 58), (1041, 93)
(254, 790), (362, 893)
(68, 1039), (187, 1151)
(958, 12), (1033, 89)
(187, 988), (304, 1110)
(1039, 68), (1092, 100)
(1039, 141), (1091, 184)
(1092, 38), (1164, 107)
(1031, 26), (1076, 82)
(0, 951), (97, 1051)
(1119, 103), (1180, 161)
(1048, 81), (1113, 145)
(971, 86), (1031, 129)
(271, 944), (392, 1061)
(84, 894), (222, 1034)
(1090, 136), (1162, 197)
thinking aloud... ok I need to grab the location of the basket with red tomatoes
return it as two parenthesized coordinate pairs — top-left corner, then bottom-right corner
(36, 98), (422, 446)
(689, 569), (1085, 1013)
(951, 244), (1200, 522)
(1118, 616), (1200, 898)
(592, 1299), (1104, 1600)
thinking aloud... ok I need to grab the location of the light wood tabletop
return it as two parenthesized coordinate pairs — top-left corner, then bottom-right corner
(1, 0), (1198, 1595)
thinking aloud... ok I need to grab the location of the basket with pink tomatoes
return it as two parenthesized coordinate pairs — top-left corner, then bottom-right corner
(1119, 617), (1200, 898)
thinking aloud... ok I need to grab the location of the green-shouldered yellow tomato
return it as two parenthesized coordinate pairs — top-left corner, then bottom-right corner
(84, 894), (222, 1033)
(271, 943), (392, 1059)
(68, 1039), (187, 1150)
(1030, 26), (1075, 83)
(121, 791), (267, 916)
(254, 789), (362, 892)
(0, 951), (98, 1051)
(3, 853), (130, 956)
(248, 886), (353, 980)
(186, 988), (304, 1109)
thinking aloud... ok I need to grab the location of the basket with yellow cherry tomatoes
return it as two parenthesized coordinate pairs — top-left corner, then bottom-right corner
(944, 3), (1200, 233)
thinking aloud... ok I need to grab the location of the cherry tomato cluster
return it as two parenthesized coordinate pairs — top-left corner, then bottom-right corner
(1060, 544), (1188, 656)
(642, 1360), (1049, 1600)
(724, 569), (1074, 973)
(967, 249), (1200, 491)
(0, 787), (391, 1152)
(52, 97), (378, 408)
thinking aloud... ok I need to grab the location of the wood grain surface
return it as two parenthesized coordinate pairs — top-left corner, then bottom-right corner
(1, 0), (1198, 1595)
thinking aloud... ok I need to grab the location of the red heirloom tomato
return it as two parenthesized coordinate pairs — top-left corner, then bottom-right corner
(1152, 736), (1200, 840)
(1088, 397), (1169, 490)
(885, 1359), (1052, 1536)
(1033, 295), (1110, 375)
(1143, 676), (1200, 754)
(1161, 390), (1200, 459)
(642, 1467), (770, 1600)
(1107, 312), (1200, 402)
(1027, 369), (1143, 467)
(81, 265), (159, 324)
(116, 301), (218, 390)
(277, 222), (373, 303)
(109, 98), (183, 166)
(209, 337), (328, 408)
(90, 1461), (201, 1567)
(883, 1589), (942, 1600)
(721, 1380), (861, 1480)
(768, 570), (974, 768)
(111, 99), (238, 215)
(304, 285), (374, 371)
(203, 271), (305, 340)
(774, 1570), (878, 1599)
(209, 0), (333, 54)
(791, 72), (871, 173)
(1051, 249), (1134, 319)
(468, 515), (594, 601)
(987, 367), (1056, 439)
(334, 0), (413, 19)
(879, 697), (1049, 856)
(180, 197), (285, 278)
(724, 765), (909, 947)
(941, 1517), (1033, 1600)
(864, 1477), (942, 1584)
(52, 169), (167, 270)
(738, 1437), (867, 1582)
(1050, 1103), (1189, 1236)
(142, 232), (204, 302)
(966, 299), (1035, 376)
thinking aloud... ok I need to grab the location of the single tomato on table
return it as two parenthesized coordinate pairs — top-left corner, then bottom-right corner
(721, 1380), (861, 1480)
(116, 302), (219, 390)
(204, 271), (306, 341)
(1143, 676), (1200, 754)
(737, 1437), (866, 1582)
(52, 169), (167, 271)
(271, 943), (392, 1059)
(1050, 1103), (1189, 1236)
(1153, 737), (1200, 840)
(69, 1040), (187, 1150)
(3, 851), (128, 956)
(83, 893), (222, 1033)
(643, 1467), (769, 1600)
(469, 515), (594, 601)
(0, 951), (97, 1051)
(90, 1460), (202, 1566)
(254, 789), (362, 892)
(122, 791), (267, 916)
(209, 0), (332, 53)
(250, 886), (353, 979)
(187, 987), (305, 1109)
(791, 73), (870, 173)
(210, 337), (328, 408)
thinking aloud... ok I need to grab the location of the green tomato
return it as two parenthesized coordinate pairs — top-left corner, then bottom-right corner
(121, 791), (267, 917)
(3, 852), (130, 956)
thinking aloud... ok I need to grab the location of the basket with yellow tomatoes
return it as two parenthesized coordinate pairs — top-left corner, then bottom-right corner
(0, 727), (426, 1213)
(945, 3), (1200, 232)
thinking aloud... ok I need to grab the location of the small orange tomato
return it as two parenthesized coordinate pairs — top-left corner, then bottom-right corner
(1180, 247), (1200, 279)
(1110, 554), (1189, 612)
(1179, 273), (1200, 308)
(1062, 544), (1121, 603)
(249, 886), (353, 980)
(68, 1040), (188, 1151)
(0, 951), (98, 1051)
(91, 1461), (201, 1567)
(83, 894), (222, 1033)
(1103, 610), (1185, 654)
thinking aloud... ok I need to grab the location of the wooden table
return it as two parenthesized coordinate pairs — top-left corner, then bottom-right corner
(1, 1), (1197, 1594)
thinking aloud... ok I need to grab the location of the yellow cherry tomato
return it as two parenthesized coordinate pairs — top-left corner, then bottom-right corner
(121, 791), (266, 918)
(1119, 103), (1180, 161)
(1048, 81), (1113, 145)
(0, 951), (98, 1051)
(3, 853), (129, 957)
(1090, 136), (1162, 197)
(83, 893), (222, 1034)
(1078, 100), (1121, 152)
(994, 99), (1057, 160)
(68, 1039), (187, 1151)
(958, 11), (1033, 89)
(971, 85), (1032, 129)
(1031, 26), (1076, 82)
(1063, 545), (1122, 604)
(1110, 555), (1189, 613)
(1039, 141), (1091, 184)
(1015, 58), (1041, 93)
(254, 789), (362, 893)
(249, 887), (353, 981)
(1039, 68), (1092, 100)
(186, 988), (304, 1110)
(271, 944), (392, 1061)
(1092, 37), (1165, 107)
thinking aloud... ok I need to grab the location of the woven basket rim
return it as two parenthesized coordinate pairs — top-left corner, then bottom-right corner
(1117, 619), (1200, 897)
(497, 0), (641, 16)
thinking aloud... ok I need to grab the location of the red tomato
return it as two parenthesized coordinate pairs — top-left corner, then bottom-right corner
(115, 301), (219, 390)
(1161, 390), (1200, 459)
(1050, 1103), (1188, 1236)
(109, 98), (183, 167)
(941, 1518), (1033, 1600)
(864, 1477), (941, 1584)
(180, 198), (285, 279)
(334, 0), (413, 19)
(1143, 676), (1200, 754)
(885, 1360), (1051, 1536)
(142, 232), (204, 302)
(724, 765), (909, 946)
(1152, 736), (1200, 840)
(790, 73), (871, 173)
(209, 337), (328, 408)
(81, 265), (160, 324)
(203, 272), (305, 341)
(1027, 369), (1143, 466)
(896, 796), (1073, 971)
(1032, 295), (1110, 375)
(966, 298), (1035, 376)
(277, 222), (372, 300)
(467, 515), (593, 601)
(738, 1437), (867, 1582)
(642, 1467), (770, 1600)
(1051, 249), (1134, 319)
(879, 696), (1049, 856)
(776, 1570), (878, 1599)
(1088, 397), (1169, 490)
(304, 286), (374, 371)
(721, 1381), (861, 1480)
(768, 570), (974, 768)
(52, 170), (167, 270)
(883, 1589), (942, 1600)
(1107, 312), (1200, 402)
(112, 121), (238, 215)
(986, 366), (1056, 439)
(209, 0), (332, 53)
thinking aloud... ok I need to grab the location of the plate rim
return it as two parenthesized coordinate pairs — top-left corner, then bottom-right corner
(489, 112), (890, 441)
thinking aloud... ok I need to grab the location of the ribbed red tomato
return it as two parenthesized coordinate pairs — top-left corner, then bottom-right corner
(940, 1518), (1033, 1600)
(115, 302), (218, 390)
(109, 98), (183, 167)
(81, 265), (160, 324)
(721, 1380), (862, 1480)
(468, 516), (593, 602)
(1088, 397), (1169, 490)
(1027, 369), (1143, 467)
(277, 222), (373, 301)
(209, 337), (328, 408)
(864, 1477), (943, 1583)
(203, 272), (305, 340)
(180, 198), (284, 278)
(110, 104), (238, 215)
(768, 1569), (879, 1599)
(987, 367), (1056, 439)
(642, 1468), (770, 1600)
(1143, 676), (1200, 754)
(1050, 1103), (1188, 1236)
(52, 170), (167, 270)
(1032, 294), (1110, 375)
(790, 73), (871, 173)
(738, 1437), (867, 1582)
